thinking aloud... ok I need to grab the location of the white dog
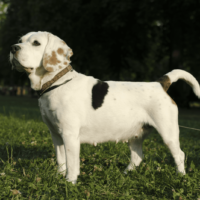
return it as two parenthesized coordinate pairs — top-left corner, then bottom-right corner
(10, 31), (200, 184)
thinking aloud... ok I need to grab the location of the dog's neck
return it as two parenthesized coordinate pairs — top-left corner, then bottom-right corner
(42, 65), (77, 88)
(35, 65), (77, 97)
(29, 64), (77, 91)
(40, 65), (72, 90)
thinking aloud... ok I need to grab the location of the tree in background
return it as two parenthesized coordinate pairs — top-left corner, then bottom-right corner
(0, 1), (8, 22)
(0, 0), (200, 106)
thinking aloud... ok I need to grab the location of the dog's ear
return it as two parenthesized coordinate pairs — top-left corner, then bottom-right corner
(43, 33), (73, 72)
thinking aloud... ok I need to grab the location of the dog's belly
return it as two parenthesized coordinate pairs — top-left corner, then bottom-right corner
(79, 105), (150, 144)
(79, 121), (144, 144)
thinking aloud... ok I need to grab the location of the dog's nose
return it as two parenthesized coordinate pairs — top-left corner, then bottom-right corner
(11, 45), (21, 54)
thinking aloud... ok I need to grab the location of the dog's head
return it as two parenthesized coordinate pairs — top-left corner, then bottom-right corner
(10, 31), (73, 90)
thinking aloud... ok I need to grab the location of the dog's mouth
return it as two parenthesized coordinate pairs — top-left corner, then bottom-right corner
(12, 58), (25, 72)
(12, 58), (33, 74)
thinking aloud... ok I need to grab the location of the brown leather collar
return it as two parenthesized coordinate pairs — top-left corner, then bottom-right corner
(37, 65), (73, 97)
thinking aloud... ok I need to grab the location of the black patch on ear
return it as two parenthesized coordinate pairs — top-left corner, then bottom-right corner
(92, 80), (109, 109)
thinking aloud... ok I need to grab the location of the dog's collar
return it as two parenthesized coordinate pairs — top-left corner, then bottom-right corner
(37, 65), (73, 97)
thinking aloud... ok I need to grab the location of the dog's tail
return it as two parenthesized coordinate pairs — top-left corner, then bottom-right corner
(157, 69), (200, 98)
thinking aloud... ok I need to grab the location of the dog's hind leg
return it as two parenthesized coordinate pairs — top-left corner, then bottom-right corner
(154, 106), (186, 175)
(160, 126), (185, 174)
(50, 131), (67, 176)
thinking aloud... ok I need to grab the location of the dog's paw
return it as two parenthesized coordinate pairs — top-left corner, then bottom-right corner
(57, 169), (66, 177)
(177, 169), (186, 176)
(66, 178), (77, 185)
(124, 163), (137, 174)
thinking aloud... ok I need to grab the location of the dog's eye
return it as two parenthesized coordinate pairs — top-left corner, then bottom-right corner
(18, 39), (22, 43)
(33, 40), (40, 46)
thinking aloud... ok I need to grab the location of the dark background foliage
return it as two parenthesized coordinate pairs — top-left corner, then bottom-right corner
(0, 0), (200, 106)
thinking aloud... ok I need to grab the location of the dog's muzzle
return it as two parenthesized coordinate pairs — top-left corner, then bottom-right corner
(10, 45), (25, 72)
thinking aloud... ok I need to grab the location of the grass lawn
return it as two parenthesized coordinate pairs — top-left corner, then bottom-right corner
(0, 95), (200, 199)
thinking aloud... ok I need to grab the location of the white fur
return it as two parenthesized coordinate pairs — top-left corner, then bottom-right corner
(10, 32), (200, 184)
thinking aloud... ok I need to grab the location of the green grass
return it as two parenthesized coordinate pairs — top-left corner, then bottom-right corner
(0, 96), (200, 199)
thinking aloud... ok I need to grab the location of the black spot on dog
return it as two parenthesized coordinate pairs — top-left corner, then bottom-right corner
(92, 80), (109, 109)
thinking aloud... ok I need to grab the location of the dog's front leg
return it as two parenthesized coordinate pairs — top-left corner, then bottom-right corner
(61, 133), (80, 184)
(50, 131), (66, 176)
(124, 137), (144, 173)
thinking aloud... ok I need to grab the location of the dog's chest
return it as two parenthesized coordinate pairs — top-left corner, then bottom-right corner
(38, 96), (65, 133)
